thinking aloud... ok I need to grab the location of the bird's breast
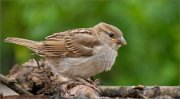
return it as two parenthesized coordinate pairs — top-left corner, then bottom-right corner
(49, 44), (117, 79)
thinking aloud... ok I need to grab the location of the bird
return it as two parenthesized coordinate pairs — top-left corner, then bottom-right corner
(5, 22), (127, 82)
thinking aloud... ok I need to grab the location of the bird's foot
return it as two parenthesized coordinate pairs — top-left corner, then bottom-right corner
(75, 77), (101, 92)
(86, 78), (100, 86)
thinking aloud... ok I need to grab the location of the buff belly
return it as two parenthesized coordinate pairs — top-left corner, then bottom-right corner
(48, 45), (117, 79)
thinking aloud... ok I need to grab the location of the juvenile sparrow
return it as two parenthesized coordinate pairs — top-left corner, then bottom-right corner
(5, 22), (127, 81)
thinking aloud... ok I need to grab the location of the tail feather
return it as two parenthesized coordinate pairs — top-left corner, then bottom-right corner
(5, 37), (43, 50)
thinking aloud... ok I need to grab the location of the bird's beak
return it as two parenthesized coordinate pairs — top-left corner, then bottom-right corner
(112, 36), (127, 45)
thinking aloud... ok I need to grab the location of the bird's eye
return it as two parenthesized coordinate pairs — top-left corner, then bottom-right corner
(108, 33), (114, 37)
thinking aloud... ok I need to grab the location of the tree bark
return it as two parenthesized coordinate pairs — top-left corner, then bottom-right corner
(0, 59), (179, 98)
(0, 74), (33, 95)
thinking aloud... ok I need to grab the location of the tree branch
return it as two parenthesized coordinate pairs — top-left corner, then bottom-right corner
(100, 86), (180, 98)
(0, 74), (33, 95)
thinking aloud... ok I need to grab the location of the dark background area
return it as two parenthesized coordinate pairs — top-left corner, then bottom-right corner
(1, 0), (179, 86)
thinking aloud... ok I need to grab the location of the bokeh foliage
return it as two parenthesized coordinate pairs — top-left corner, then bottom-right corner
(1, 0), (179, 85)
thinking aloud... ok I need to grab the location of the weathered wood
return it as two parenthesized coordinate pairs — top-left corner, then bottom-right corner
(0, 83), (18, 96)
(0, 74), (33, 95)
(1, 59), (179, 98)
(100, 86), (180, 98)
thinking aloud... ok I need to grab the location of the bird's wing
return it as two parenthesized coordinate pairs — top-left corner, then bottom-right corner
(42, 29), (101, 57)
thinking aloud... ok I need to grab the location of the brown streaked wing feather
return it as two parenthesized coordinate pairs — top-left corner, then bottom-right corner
(43, 32), (69, 57)
(45, 32), (66, 40)
(42, 29), (100, 57)
(64, 29), (101, 56)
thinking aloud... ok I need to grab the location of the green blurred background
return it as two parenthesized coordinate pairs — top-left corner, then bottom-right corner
(1, 0), (179, 86)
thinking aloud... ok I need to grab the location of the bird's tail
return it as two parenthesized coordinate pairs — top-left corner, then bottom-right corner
(5, 37), (43, 50)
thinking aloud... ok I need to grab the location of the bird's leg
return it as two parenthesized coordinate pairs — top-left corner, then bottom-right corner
(86, 78), (94, 84)
(52, 72), (70, 82)
(48, 65), (69, 82)
(75, 77), (101, 92)
(86, 78), (100, 86)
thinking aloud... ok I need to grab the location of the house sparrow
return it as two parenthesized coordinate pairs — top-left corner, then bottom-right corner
(5, 22), (127, 81)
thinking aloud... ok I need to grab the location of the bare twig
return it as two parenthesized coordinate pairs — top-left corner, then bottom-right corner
(0, 74), (33, 95)
(2, 59), (180, 98)
(100, 86), (180, 98)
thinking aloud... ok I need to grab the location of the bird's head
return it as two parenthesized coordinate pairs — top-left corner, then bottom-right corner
(94, 22), (127, 50)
